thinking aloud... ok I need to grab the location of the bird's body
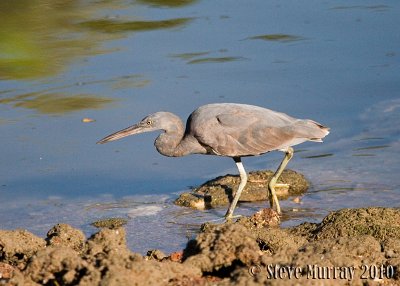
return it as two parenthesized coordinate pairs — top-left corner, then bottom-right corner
(98, 103), (329, 219)
(182, 103), (327, 157)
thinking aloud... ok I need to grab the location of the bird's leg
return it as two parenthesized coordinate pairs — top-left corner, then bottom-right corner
(268, 147), (294, 214)
(225, 157), (248, 220)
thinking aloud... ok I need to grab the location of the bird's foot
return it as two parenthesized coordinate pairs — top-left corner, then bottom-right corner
(225, 214), (243, 221)
(208, 214), (243, 224)
(207, 217), (226, 223)
(275, 183), (289, 189)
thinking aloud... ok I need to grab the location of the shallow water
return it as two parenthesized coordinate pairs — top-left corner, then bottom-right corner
(1, 0), (399, 254)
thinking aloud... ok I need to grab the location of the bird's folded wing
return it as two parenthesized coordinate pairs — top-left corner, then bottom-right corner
(193, 112), (295, 157)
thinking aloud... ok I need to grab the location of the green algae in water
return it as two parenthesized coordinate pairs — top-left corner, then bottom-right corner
(187, 56), (245, 64)
(302, 153), (334, 159)
(79, 18), (193, 33)
(248, 34), (304, 42)
(91, 217), (128, 229)
(138, 0), (198, 7)
(170, 51), (210, 60)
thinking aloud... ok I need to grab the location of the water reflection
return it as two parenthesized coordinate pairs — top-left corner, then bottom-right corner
(0, 73), (151, 114)
(138, 0), (198, 8)
(0, 92), (113, 115)
(1, 0), (399, 254)
(171, 51), (245, 64)
(353, 145), (390, 151)
(0, 0), (193, 80)
(79, 17), (193, 33)
(0, 1), (119, 80)
(247, 34), (305, 42)
(301, 153), (334, 159)
(73, 74), (150, 90)
(170, 51), (210, 60)
(187, 56), (245, 64)
(0, 0), (193, 114)
(331, 5), (390, 11)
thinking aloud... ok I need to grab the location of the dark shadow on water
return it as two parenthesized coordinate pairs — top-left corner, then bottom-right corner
(187, 57), (246, 64)
(330, 5), (390, 11)
(301, 153), (334, 159)
(137, 0), (198, 8)
(246, 34), (305, 42)
(79, 18), (193, 33)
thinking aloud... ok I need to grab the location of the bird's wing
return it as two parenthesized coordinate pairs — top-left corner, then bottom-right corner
(192, 110), (295, 157)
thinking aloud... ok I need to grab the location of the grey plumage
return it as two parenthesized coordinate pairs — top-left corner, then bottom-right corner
(98, 103), (329, 219)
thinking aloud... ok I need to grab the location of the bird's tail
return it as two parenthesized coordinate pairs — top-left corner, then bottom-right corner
(294, 119), (330, 142)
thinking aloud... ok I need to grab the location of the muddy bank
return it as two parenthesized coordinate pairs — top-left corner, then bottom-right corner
(174, 169), (308, 209)
(1, 207), (399, 285)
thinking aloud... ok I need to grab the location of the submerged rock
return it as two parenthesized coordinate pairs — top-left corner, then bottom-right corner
(91, 217), (128, 229)
(175, 169), (309, 209)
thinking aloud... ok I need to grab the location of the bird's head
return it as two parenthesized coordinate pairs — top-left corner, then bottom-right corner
(97, 112), (181, 144)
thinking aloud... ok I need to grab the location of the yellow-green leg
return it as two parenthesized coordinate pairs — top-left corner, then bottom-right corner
(225, 157), (247, 220)
(268, 147), (294, 214)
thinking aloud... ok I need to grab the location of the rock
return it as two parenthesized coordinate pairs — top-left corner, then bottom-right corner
(175, 169), (309, 209)
(183, 223), (261, 274)
(0, 229), (45, 269)
(311, 207), (400, 241)
(46, 223), (86, 253)
(3, 207), (400, 285)
(0, 262), (15, 279)
(91, 217), (128, 229)
(24, 246), (96, 285)
(146, 249), (168, 261)
(236, 208), (281, 229)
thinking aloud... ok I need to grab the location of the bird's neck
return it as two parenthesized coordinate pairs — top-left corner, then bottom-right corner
(154, 116), (206, 157)
(153, 114), (186, 157)
(155, 131), (185, 157)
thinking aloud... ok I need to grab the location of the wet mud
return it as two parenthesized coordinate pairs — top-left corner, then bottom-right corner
(174, 169), (309, 209)
(1, 207), (399, 285)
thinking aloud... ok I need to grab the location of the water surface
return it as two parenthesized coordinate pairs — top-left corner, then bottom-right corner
(1, 0), (399, 253)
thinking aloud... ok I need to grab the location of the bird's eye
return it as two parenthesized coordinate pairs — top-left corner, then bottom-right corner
(146, 120), (152, 125)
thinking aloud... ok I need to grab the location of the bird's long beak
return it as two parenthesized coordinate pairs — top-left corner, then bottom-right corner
(97, 124), (146, 144)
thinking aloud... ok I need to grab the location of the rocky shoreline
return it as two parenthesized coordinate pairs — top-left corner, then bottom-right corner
(1, 207), (399, 285)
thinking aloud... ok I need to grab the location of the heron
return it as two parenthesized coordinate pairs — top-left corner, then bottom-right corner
(97, 103), (329, 219)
